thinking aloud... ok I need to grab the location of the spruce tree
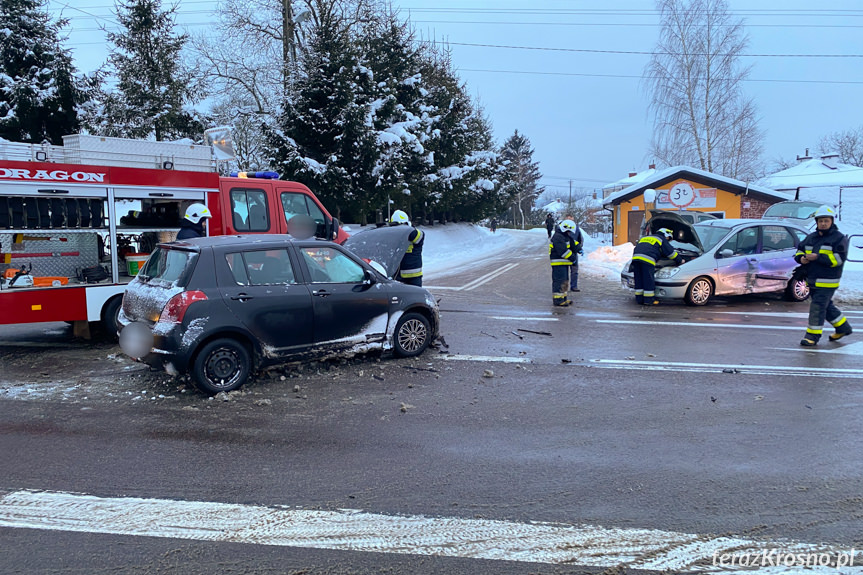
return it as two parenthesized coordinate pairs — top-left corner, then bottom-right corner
(0, 0), (79, 143)
(92, 0), (200, 141)
(499, 130), (544, 229)
(267, 15), (377, 221)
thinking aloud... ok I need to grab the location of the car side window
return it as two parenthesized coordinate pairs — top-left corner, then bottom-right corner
(225, 252), (249, 285)
(720, 227), (760, 256)
(242, 249), (296, 285)
(231, 188), (269, 232)
(761, 225), (796, 252)
(300, 247), (365, 283)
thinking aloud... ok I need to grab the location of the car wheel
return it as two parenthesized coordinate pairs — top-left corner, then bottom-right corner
(100, 296), (123, 342)
(684, 276), (714, 306)
(785, 277), (810, 302)
(393, 312), (431, 358)
(192, 338), (251, 394)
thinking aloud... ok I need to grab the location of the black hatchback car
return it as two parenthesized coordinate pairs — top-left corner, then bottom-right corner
(118, 235), (440, 394)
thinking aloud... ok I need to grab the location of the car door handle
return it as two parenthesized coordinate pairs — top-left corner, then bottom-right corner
(747, 258), (758, 263)
(231, 293), (253, 301)
(312, 289), (330, 297)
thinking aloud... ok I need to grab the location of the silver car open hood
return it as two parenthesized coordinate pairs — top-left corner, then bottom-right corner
(643, 211), (704, 253)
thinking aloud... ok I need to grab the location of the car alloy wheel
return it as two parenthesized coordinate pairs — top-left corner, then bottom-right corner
(192, 338), (251, 394)
(685, 276), (713, 306)
(786, 278), (810, 302)
(394, 312), (431, 357)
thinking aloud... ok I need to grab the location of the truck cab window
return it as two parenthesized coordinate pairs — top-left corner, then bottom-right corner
(281, 192), (326, 237)
(230, 188), (269, 232)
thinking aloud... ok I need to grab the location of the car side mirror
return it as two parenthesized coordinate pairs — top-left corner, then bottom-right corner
(331, 218), (340, 241)
(718, 248), (733, 258)
(363, 269), (378, 285)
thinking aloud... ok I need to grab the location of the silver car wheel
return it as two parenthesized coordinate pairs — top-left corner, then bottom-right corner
(686, 277), (713, 306)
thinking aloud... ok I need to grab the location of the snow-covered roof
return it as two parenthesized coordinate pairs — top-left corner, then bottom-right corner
(540, 199), (567, 212)
(757, 155), (863, 191)
(602, 166), (657, 191)
(603, 165), (793, 207)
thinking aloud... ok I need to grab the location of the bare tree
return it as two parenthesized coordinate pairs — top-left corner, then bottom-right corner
(818, 126), (863, 167)
(645, 0), (763, 180)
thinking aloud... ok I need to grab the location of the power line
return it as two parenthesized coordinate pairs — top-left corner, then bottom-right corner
(459, 68), (863, 85)
(409, 19), (863, 29)
(446, 42), (863, 59)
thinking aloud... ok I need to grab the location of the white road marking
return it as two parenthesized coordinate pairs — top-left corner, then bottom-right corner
(596, 319), (800, 331)
(718, 311), (863, 318)
(771, 341), (863, 355)
(491, 316), (558, 321)
(0, 490), (857, 573)
(426, 263), (519, 291)
(440, 354), (531, 363)
(589, 359), (863, 378)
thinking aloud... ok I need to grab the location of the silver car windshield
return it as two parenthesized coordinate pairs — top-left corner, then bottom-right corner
(763, 202), (820, 219)
(691, 224), (733, 251)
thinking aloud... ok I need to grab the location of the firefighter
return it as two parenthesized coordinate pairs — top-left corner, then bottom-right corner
(177, 203), (211, 240)
(550, 219), (578, 306)
(795, 205), (852, 346)
(563, 213), (584, 292)
(632, 227), (683, 305)
(391, 210), (424, 286)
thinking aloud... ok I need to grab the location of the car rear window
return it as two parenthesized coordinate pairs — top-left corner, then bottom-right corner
(138, 247), (196, 286)
(763, 202), (820, 219)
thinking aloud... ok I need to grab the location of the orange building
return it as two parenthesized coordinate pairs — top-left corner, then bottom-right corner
(602, 166), (792, 246)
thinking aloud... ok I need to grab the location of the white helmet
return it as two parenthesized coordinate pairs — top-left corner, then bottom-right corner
(560, 219), (577, 233)
(813, 205), (836, 221)
(657, 227), (674, 239)
(185, 203), (211, 224)
(391, 210), (410, 225)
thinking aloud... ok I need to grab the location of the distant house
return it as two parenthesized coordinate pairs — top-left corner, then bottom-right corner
(601, 164), (657, 200)
(540, 199), (567, 215)
(757, 152), (863, 228)
(603, 166), (791, 246)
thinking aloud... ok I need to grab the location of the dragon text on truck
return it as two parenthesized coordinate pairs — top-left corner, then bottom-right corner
(0, 134), (345, 338)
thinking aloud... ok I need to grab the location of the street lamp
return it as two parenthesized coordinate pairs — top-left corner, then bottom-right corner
(643, 188), (656, 225)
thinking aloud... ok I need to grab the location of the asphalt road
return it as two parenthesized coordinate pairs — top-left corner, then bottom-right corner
(1, 231), (862, 574)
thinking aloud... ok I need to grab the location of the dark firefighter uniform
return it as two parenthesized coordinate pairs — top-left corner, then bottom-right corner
(794, 222), (851, 345)
(397, 227), (424, 286)
(549, 225), (577, 306)
(631, 233), (681, 304)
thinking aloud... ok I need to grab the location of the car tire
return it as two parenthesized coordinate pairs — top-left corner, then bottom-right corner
(192, 338), (251, 394)
(785, 277), (810, 302)
(393, 312), (431, 358)
(100, 296), (123, 342)
(684, 276), (714, 306)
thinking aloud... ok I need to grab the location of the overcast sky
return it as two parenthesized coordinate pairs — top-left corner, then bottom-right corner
(48, 0), (863, 199)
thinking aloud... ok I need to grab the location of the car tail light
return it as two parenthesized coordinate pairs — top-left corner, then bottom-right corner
(158, 290), (208, 324)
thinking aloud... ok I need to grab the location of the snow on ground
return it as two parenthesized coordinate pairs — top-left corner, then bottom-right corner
(384, 222), (863, 305)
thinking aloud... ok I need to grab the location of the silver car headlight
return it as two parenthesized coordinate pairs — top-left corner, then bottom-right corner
(656, 266), (681, 279)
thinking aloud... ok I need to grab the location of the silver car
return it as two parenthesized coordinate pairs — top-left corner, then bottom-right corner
(621, 214), (811, 306)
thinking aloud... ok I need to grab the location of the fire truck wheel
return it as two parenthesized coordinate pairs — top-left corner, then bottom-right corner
(192, 338), (251, 395)
(101, 296), (123, 342)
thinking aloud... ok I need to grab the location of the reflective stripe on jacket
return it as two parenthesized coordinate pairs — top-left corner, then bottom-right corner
(794, 224), (846, 288)
(549, 228), (576, 266)
(632, 234), (680, 267)
(399, 227), (424, 278)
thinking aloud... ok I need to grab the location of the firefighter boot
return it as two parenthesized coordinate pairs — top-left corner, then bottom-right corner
(829, 322), (853, 342)
(800, 337), (819, 347)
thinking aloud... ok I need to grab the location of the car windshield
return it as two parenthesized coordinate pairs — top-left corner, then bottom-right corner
(763, 202), (819, 219)
(691, 223), (733, 251)
(138, 247), (196, 287)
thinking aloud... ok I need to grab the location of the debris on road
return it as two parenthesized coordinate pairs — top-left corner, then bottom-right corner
(722, 368), (740, 374)
(561, 358), (572, 364)
(482, 369), (494, 378)
(517, 328), (552, 336)
(480, 331), (497, 338)
(510, 331), (523, 340)
(400, 402), (414, 413)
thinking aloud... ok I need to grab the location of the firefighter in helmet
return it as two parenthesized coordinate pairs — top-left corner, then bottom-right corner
(177, 203), (211, 240)
(549, 219), (578, 306)
(795, 205), (852, 346)
(631, 227), (683, 305)
(391, 210), (424, 286)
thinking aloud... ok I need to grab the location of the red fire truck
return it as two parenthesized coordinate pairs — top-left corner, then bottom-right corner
(0, 134), (346, 338)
